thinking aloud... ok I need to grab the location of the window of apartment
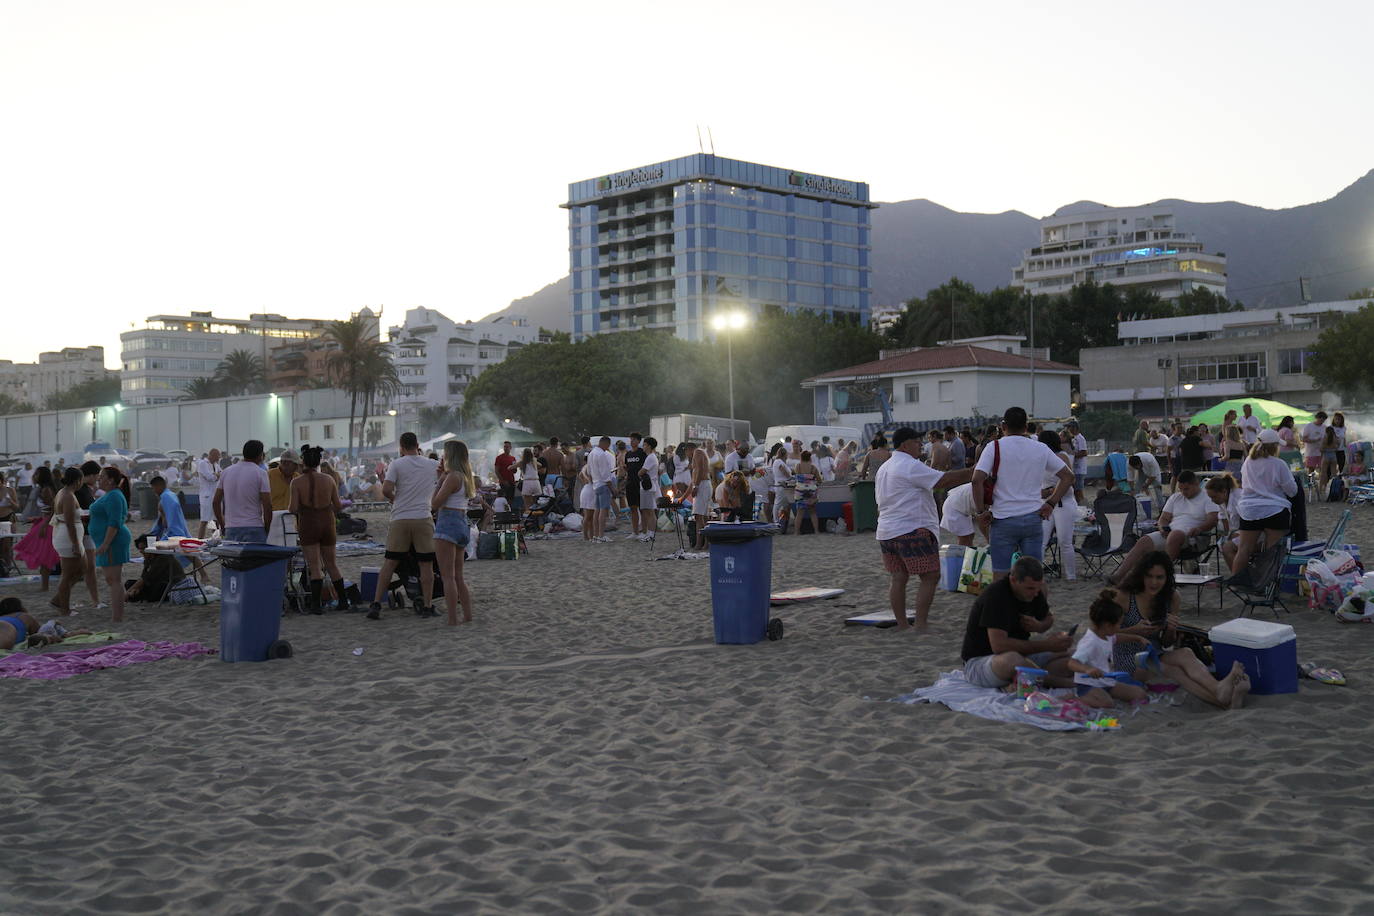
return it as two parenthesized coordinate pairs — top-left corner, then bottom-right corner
(323, 425), (334, 439)
(478, 350), (489, 359)
(1178, 353), (1266, 383)
(298, 426), (310, 441)
(938, 380), (954, 402)
(1278, 348), (1315, 375)
(905, 383), (919, 403)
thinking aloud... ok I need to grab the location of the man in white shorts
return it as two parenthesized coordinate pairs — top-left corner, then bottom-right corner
(195, 448), (221, 538)
(1110, 470), (1218, 584)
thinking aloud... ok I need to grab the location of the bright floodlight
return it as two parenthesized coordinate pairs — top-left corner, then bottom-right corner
(712, 311), (749, 331)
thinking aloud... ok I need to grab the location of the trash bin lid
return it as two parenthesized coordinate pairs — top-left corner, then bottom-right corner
(211, 542), (299, 559)
(702, 521), (778, 542)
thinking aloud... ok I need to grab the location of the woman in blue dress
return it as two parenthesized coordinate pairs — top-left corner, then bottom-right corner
(89, 467), (132, 624)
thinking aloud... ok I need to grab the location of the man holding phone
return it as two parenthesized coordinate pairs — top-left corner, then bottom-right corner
(959, 555), (1075, 688)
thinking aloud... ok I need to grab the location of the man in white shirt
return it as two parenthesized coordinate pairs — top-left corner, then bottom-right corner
(1064, 420), (1088, 502)
(945, 427), (966, 470)
(1238, 403), (1262, 446)
(213, 439), (272, 543)
(1128, 452), (1164, 514)
(971, 407), (1074, 579)
(586, 436), (616, 542)
(367, 431), (439, 620)
(1111, 470), (1219, 585)
(637, 437), (661, 537)
(876, 427), (974, 629)
(1301, 410), (1327, 471)
(16, 462), (33, 503)
(195, 448), (221, 538)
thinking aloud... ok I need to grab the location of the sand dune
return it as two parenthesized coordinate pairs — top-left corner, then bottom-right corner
(3, 503), (1373, 913)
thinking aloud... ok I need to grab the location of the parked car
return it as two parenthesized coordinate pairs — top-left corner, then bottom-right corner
(165, 449), (191, 462)
(130, 450), (174, 476)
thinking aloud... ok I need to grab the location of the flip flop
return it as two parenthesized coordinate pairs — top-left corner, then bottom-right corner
(1300, 662), (1346, 686)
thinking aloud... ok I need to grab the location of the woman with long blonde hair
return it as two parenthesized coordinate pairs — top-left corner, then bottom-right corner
(431, 439), (476, 625)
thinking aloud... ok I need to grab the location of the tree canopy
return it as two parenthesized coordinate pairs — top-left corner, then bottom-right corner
(1309, 303), (1374, 402)
(43, 376), (122, 411)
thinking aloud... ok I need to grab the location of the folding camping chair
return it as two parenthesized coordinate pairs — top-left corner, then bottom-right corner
(1075, 489), (1138, 579)
(271, 511), (310, 613)
(1226, 536), (1291, 617)
(1323, 509), (1353, 553)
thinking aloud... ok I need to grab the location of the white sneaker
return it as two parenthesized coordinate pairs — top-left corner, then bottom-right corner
(625, 532), (641, 540)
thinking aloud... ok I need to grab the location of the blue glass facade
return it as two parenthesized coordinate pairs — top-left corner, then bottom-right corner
(564, 155), (875, 341)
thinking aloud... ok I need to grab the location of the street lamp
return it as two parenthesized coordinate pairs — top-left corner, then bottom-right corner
(710, 310), (750, 432)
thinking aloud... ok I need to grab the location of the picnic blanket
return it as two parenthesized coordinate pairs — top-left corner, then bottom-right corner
(334, 540), (387, 556)
(0, 640), (214, 679)
(891, 669), (1088, 731)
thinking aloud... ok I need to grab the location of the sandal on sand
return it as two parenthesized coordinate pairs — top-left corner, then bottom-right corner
(1300, 662), (1346, 686)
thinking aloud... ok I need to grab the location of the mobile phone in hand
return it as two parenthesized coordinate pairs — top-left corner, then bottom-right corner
(1067, 623), (1079, 638)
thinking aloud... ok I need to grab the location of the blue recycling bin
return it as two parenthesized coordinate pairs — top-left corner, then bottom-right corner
(704, 522), (778, 644)
(212, 542), (298, 662)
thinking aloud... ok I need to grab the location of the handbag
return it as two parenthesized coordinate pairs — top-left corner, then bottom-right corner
(981, 440), (1000, 508)
(958, 546), (992, 596)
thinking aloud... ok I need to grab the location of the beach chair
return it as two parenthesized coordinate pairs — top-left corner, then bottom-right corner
(271, 511), (310, 613)
(1323, 509), (1353, 552)
(1076, 489), (1138, 579)
(1226, 537), (1291, 617)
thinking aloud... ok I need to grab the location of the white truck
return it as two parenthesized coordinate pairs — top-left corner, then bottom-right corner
(648, 414), (751, 447)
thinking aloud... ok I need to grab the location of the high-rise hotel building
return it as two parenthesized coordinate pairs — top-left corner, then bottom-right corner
(564, 155), (875, 341)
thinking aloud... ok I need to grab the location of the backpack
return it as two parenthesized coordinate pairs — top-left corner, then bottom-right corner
(477, 531), (501, 560)
(335, 513), (367, 535)
(1327, 477), (1345, 502)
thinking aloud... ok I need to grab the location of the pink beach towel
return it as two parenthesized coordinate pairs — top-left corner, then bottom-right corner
(0, 640), (214, 680)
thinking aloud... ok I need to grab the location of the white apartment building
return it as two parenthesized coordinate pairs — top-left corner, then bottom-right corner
(1012, 205), (1227, 301)
(387, 308), (542, 431)
(0, 346), (111, 408)
(120, 309), (378, 405)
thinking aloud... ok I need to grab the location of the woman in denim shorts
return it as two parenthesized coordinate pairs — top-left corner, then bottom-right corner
(432, 440), (476, 626)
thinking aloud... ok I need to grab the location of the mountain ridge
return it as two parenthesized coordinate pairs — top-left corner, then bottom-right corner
(483, 168), (1374, 330)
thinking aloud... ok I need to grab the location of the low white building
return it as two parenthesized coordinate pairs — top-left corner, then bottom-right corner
(803, 335), (1078, 436)
(0, 346), (112, 407)
(387, 308), (543, 431)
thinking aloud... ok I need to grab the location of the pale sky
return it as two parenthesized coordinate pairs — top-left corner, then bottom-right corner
(2, 0), (1370, 368)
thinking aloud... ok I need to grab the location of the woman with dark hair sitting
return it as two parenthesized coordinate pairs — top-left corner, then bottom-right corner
(1113, 550), (1249, 709)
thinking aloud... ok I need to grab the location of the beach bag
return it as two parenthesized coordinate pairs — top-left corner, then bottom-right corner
(981, 441), (1000, 508)
(335, 513), (367, 536)
(958, 546), (992, 596)
(499, 530), (518, 560)
(1327, 477), (1345, 502)
(477, 531), (501, 560)
(1304, 558), (1356, 612)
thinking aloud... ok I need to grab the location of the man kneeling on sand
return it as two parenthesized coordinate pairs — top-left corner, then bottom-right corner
(959, 556), (1075, 688)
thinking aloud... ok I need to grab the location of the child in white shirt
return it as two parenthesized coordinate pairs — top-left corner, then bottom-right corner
(1068, 590), (1150, 709)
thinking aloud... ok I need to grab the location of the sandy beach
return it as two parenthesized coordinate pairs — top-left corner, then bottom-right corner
(4, 502), (1374, 914)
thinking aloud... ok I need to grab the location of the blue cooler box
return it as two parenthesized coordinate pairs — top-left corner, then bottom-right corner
(213, 542), (298, 662)
(703, 522), (777, 644)
(939, 545), (966, 592)
(1209, 618), (1297, 695)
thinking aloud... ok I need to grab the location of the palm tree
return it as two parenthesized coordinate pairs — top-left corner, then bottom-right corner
(355, 347), (401, 457)
(183, 377), (224, 401)
(215, 350), (267, 396)
(365, 420), (385, 449)
(324, 315), (379, 458)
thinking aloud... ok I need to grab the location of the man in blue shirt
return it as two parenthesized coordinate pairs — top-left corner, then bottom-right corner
(149, 476), (190, 540)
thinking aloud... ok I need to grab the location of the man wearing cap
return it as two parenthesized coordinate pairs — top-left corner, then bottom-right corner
(268, 450), (299, 512)
(875, 427), (975, 630)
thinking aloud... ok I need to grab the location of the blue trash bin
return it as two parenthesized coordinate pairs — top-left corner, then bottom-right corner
(212, 542), (298, 662)
(703, 522), (779, 644)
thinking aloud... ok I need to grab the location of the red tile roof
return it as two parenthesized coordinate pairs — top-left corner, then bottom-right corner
(806, 346), (1080, 382)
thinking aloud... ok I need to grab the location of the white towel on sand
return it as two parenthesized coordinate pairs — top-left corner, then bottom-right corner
(892, 670), (1087, 731)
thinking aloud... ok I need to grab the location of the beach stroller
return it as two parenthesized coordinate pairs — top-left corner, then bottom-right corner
(1075, 489), (1138, 579)
(524, 494), (555, 533)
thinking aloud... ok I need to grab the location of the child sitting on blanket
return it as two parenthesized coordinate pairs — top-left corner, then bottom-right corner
(1067, 590), (1150, 709)
(0, 597), (93, 649)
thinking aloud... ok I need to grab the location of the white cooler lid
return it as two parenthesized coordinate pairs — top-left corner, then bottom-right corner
(1209, 618), (1296, 649)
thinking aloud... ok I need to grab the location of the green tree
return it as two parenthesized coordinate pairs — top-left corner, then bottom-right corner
(1169, 286), (1243, 316)
(1309, 303), (1374, 401)
(324, 316), (383, 458)
(417, 405), (459, 440)
(354, 346), (401, 457)
(540, 327), (572, 344)
(183, 377), (225, 401)
(1074, 408), (1140, 449)
(43, 376), (123, 410)
(0, 393), (36, 415)
(214, 350), (267, 396)
(1346, 288), (1373, 301)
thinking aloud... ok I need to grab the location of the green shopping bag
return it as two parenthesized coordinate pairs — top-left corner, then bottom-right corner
(958, 546), (992, 596)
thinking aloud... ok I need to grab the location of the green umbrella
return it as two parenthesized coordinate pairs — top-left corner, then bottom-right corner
(1189, 398), (1316, 429)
